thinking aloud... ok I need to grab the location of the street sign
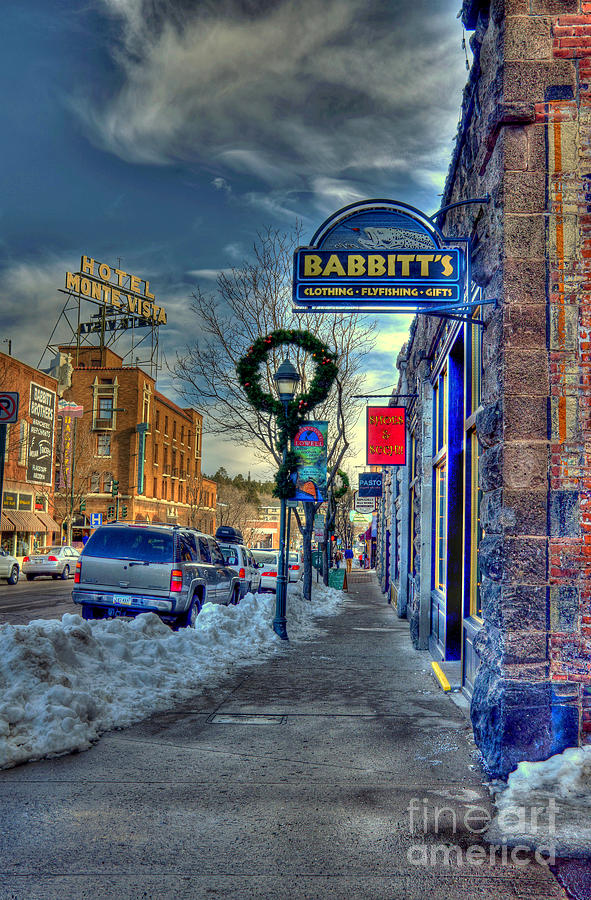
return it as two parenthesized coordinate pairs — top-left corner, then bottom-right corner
(0, 392), (19, 424)
(90, 512), (102, 528)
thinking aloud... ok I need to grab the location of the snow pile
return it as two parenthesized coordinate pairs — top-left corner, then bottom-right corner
(486, 745), (591, 856)
(0, 580), (343, 770)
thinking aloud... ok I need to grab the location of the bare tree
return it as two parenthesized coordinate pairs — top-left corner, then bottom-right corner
(173, 226), (376, 598)
(215, 481), (262, 544)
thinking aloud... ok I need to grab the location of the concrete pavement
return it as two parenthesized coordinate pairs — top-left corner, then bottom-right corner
(0, 573), (566, 899)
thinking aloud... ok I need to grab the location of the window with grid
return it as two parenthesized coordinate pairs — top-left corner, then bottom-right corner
(97, 433), (111, 456)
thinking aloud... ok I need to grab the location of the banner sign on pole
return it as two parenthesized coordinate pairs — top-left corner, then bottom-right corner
(313, 513), (325, 540)
(293, 199), (468, 312)
(293, 421), (328, 502)
(27, 383), (57, 485)
(359, 472), (383, 498)
(366, 406), (406, 466)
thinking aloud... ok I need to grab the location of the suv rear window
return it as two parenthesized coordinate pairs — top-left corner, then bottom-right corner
(221, 547), (240, 566)
(82, 527), (174, 563)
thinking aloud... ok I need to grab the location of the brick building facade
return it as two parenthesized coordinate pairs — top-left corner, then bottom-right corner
(53, 345), (216, 534)
(0, 352), (60, 558)
(380, 0), (591, 776)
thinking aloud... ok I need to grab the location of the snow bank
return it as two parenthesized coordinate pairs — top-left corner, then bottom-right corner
(0, 580), (343, 770)
(486, 745), (591, 856)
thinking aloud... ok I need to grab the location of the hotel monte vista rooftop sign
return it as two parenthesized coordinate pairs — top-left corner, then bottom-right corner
(292, 199), (469, 312)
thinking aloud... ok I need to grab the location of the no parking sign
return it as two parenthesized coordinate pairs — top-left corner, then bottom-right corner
(0, 392), (19, 424)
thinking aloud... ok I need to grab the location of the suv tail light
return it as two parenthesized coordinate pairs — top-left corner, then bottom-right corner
(74, 561), (81, 584)
(289, 564), (300, 570)
(170, 569), (183, 592)
(23, 556), (30, 563)
(48, 555), (58, 562)
(239, 567), (246, 579)
(262, 570), (277, 577)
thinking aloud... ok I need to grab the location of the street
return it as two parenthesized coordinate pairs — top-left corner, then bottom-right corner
(0, 576), (75, 626)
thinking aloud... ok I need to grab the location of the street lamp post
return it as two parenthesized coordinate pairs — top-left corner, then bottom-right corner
(272, 358), (300, 641)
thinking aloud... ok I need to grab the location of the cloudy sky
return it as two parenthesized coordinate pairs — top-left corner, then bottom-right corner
(1, 0), (469, 477)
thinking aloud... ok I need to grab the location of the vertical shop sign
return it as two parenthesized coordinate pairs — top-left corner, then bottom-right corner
(57, 401), (84, 489)
(27, 383), (57, 485)
(366, 406), (406, 466)
(293, 421), (328, 502)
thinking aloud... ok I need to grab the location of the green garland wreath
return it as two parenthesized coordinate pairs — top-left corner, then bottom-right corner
(333, 469), (350, 500)
(236, 329), (339, 498)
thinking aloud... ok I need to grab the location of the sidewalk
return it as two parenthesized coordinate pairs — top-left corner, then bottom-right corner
(0, 574), (566, 899)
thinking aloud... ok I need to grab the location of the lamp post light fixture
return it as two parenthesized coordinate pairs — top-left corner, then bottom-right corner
(272, 357), (300, 640)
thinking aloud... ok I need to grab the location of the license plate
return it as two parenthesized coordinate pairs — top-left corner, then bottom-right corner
(113, 594), (133, 606)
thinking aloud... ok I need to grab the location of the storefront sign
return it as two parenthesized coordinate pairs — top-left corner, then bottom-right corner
(18, 494), (32, 510)
(293, 200), (467, 310)
(366, 406), (406, 466)
(359, 472), (383, 498)
(355, 492), (377, 513)
(27, 383), (56, 485)
(293, 421), (328, 502)
(57, 402), (84, 489)
(65, 255), (167, 326)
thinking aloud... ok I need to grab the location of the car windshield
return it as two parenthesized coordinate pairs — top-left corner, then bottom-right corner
(36, 547), (62, 556)
(288, 553), (300, 562)
(82, 527), (173, 563)
(221, 548), (240, 566)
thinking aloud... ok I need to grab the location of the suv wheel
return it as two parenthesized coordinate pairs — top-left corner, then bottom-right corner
(177, 597), (201, 629)
(230, 586), (240, 606)
(7, 565), (18, 585)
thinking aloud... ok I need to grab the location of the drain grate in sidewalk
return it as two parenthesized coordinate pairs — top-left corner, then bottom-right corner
(208, 713), (286, 725)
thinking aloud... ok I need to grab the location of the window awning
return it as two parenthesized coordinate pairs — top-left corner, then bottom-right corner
(1, 514), (15, 532)
(5, 511), (46, 532)
(35, 512), (61, 533)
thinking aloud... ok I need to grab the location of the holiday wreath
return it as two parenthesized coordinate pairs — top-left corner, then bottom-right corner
(236, 329), (339, 498)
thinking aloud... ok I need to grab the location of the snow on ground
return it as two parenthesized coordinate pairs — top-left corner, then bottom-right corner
(486, 745), (591, 856)
(0, 580), (344, 770)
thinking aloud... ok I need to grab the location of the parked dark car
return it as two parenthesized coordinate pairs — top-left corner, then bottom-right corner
(72, 524), (241, 628)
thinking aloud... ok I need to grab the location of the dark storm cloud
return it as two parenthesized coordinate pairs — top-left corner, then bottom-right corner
(80, 0), (466, 213)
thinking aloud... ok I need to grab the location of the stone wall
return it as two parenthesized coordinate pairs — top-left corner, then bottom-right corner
(394, 0), (591, 776)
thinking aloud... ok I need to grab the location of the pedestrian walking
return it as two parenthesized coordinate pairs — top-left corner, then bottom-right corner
(334, 550), (342, 569)
(344, 546), (353, 573)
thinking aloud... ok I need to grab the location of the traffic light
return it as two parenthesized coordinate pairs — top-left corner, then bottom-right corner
(107, 505), (115, 520)
(121, 505), (128, 519)
(80, 497), (86, 511)
(111, 479), (119, 497)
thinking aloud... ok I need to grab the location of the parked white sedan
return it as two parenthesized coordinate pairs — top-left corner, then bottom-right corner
(22, 546), (80, 581)
(288, 551), (303, 582)
(252, 550), (279, 593)
(0, 549), (19, 584)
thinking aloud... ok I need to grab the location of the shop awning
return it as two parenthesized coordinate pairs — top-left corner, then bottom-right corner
(5, 511), (46, 532)
(35, 512), (61, 533)
(1, 514), (15, 532)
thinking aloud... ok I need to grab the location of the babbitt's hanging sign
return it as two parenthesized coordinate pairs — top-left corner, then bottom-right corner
(65, 256), (167, 326)
(293, 200), (467, 309)
(367, 406), (406, 466)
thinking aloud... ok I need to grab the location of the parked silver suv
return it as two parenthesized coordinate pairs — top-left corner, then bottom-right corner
(72, 524), (240, 628)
